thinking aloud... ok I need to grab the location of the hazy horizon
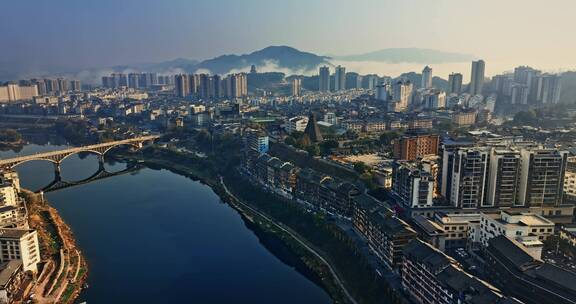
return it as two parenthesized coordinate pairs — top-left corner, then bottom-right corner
(2, 0), (576, 82)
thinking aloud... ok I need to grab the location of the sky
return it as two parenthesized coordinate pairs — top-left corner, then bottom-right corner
(2, 0), (576, 78)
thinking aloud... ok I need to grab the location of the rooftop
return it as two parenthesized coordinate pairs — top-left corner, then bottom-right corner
(483, 211), (554, 227)
(412, 214), (444, 236)
(0, 260), (22, 287)
(435, 212), (482, 224)
(0, 229), (32, 239)
(488, 235), (541, 270)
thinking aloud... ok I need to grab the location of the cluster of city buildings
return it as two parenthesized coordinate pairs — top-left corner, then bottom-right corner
(175, 73), (247, 99)
(317, 65), (380, 93)
(492, 66), (562, 105)
(1, 58), (576, 304)
(0, 171), (41, 303)
(101, 72), (172, 89)
(0, 78), (81, 103)
(243, 105), (576, 304)
(241, 122), (576, 304)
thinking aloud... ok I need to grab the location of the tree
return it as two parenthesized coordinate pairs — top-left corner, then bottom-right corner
(0, 129), (22, 143)
(344, 130), (359, 140)
(284, 136), (296, 146)
(379, 131), (400, 145)
(305, 144), (320, 156)
(320, 139), (339, 155)
(513, 110), (538, 126)
(353, 161), (369, 174)
(436, 121), (455, 132)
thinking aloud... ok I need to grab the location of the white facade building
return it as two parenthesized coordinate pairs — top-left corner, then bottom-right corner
(472, 211), (554, 258)
(0, 229), (40, 273)
(286, 116), (308, 133)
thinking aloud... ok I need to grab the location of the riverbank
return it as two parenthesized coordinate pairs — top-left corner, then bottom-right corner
(114, 146), (405, 304)
(112, 149), (354, 303)
(22, 190), (87, 304)
(0, 140), (25, 151)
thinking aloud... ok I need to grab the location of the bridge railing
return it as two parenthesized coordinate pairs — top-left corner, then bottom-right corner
(0, 135), (159, 167)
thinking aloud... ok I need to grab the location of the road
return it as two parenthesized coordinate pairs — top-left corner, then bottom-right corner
(219, 176), (358, 304)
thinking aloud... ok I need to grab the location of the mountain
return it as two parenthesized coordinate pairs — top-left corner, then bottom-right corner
(193, 46), (331, 74)
(337, 48), (475, 64)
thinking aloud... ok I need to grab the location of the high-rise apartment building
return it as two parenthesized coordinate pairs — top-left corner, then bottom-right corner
(450, 148), (490, 209)
(138, 73), (154, 88)
(211, 74), (222, 99)
(389, 79), (413, 112)
(469, 60), (485, 95)
(536, 74), (561, 104)
(199, 74), (210, 99)
(189, 74), (200, 96)
(517, 149), (568, 207)
(70, 80), (81, 92)
(510, 84), (529, 104)
(45, 78), (58, 93)
(365, 75), (379, 90)
(222, 73), (247, 98)
(441, 140), (474, 202)
(175, 74), (190, 97)
(486, 149), (521, 207)
(291, 78), (302, 97)
(57, 78), (68, 92)
(564, 157), (576, 204)
(392, 161), (434, 208)
(32, 79), (46, 95)
(447, 73), (463, 94)
(513, 66), (541, 103)
(421, 66), (432, 89)
(128, 73), (140, 89)
(318, 66), (330, 92)
(0, 83), (39, 102)
(334, 65), (346, 91)
(112, 73), (128, 87)
(101, 76), (115, 88)
(375, 82), (391, 101)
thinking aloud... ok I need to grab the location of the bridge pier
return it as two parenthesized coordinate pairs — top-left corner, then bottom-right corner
(98, 155), (105, 170)
(54, 163), (62, 181)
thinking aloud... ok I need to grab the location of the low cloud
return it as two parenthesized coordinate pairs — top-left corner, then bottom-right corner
(193, 68), (212, 75)
(226, 59), (319, 76)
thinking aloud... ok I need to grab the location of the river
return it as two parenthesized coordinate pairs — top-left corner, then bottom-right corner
(0, 143), (331, 303)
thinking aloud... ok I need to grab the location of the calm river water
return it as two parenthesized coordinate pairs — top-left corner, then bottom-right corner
(0, 143), (331, 303)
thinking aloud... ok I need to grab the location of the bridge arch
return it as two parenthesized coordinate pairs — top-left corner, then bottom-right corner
(0, 135), (159, 170)
(58, 149), (103, 164)
(10, 157), (59, 169)
(101, 142), (143, 155)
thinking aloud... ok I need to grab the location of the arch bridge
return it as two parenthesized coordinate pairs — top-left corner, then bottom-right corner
(0, 135), (159, 172)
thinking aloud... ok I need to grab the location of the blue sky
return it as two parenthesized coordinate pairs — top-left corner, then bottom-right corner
(2, 0), (575, 72)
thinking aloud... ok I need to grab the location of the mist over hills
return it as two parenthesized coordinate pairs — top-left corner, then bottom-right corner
(193, 46), (331, 74)
(6, 45), (576, 101)
(336, 48), (476, 63)
(0, 46), (475, 82)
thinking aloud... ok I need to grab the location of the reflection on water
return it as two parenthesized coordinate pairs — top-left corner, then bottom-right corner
(0, 142), (332, 304)
(0, 143), (127, 191)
